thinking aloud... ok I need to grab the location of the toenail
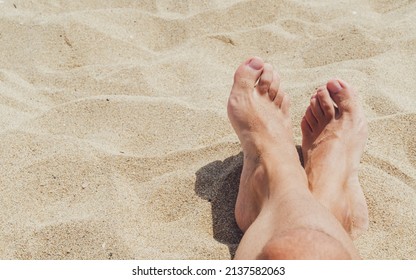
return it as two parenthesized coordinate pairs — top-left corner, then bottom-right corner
(330, 80), (343, 93)
(248, 57), (263, 70)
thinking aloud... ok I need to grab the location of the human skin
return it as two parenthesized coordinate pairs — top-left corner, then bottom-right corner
(227, 57), (368, 259)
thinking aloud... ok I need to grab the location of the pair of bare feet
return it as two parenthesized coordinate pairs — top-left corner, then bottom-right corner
(227, 57), (369, 259)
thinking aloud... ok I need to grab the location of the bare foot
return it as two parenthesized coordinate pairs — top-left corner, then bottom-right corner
(301, 79), (369, 238)
(227, 57), (305, 232)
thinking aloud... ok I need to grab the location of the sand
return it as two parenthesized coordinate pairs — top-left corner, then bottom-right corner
(0, 0), (415, 260)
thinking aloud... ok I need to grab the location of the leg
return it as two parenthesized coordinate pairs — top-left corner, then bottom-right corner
(301, 80), (369, 239)
(228, 57), (360, 259)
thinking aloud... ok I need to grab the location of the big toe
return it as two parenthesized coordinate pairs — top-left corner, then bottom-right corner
(232, 57), (264, 93)
(326, 79), (357, 113)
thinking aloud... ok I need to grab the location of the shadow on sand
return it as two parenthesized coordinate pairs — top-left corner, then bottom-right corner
(194, 152), (244, 259)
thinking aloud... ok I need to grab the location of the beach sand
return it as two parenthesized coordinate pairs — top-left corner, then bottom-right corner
(0, 0), (415, 259)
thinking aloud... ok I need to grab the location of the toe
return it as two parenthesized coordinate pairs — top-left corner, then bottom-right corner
(326, 79), (356, 113)
(232, 57), (264, 94)
(305, 106), (318, 130)
(268, 71), (280, 101)
(257, 63), (273, 96)
(301, 116), (312, 135)
(280, 92), (290, 115)
(273, 87), (284, 107)
(310, 93), (325, 123)
(274, 87), (289, 114)
(316, 87), (336, 120)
